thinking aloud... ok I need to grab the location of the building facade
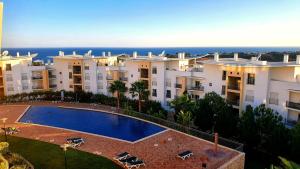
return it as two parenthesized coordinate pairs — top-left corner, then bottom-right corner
(1, 50), (300, 126)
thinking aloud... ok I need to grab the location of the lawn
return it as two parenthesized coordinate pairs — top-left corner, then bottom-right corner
(0, 135), (122, 169)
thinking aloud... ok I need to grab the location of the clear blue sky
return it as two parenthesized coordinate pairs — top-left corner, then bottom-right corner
(2, 0), (300, 47)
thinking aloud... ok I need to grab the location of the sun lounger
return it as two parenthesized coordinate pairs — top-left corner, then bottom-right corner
(114, 152), (130, 161)
(126, 160), (145, 169)
(118, 156), (137, 165)
(177, 150), (193, 160)
(2, 127), (20, 135)
(66, 137), (85, 147)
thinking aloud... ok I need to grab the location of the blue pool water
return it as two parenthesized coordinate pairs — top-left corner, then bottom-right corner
(19, 106), (166, 142)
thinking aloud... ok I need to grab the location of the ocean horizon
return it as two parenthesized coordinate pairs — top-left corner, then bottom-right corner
(2, 47), (300, 61)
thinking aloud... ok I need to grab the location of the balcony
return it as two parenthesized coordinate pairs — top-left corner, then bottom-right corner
(119, 77), (128, 81)
(106, 76), (113, 80)
(49, 84), (57, 89)
(49, 75), (56, 79)
(73, 66), (82, 75)
(175, 83), (182, 89)
(286, 101), (300, 111)
(32, 76), (43, 80)
(32, 86), (44, 90)
(140, 69), (149, 78)
(227, 100), (240, 106)
(188, 86), (204, 91)
(228, 84), (240, 91)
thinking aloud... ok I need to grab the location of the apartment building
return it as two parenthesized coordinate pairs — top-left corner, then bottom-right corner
(1, 50), (300, 126)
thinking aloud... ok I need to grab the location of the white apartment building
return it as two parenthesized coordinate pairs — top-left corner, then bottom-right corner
(1, 50), (300, 127)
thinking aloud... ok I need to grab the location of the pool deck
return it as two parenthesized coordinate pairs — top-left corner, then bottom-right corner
(0, 102), (245, 169)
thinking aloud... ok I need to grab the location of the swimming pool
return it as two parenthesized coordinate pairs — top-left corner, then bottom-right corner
(18, 106), (166, 142)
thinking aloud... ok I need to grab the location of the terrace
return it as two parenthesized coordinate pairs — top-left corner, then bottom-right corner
(0, 103), (244, 169)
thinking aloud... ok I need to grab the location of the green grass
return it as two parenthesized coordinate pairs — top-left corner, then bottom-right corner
(0, 136), (122, 169)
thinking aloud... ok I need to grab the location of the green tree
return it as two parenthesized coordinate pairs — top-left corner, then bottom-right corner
(238, 105), (260, 147)
(270, 157), (300, 169)
(129, 81), (149, 112)
(291, 122), (300, 159)
(109, 80), (127, 110)
(194, 92), (238, 137)
(177, 110), (192, 126)
(170, 94), (194, 120)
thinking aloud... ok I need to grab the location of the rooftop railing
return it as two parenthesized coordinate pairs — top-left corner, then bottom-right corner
(188, 86), (204, 91)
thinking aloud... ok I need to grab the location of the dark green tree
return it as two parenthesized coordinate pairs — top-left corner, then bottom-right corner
(129, 81), (149, 112)
(291, 122), (300, 159)
(109, 80), (127, 110)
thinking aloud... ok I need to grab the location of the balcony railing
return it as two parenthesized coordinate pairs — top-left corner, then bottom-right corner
(286, 101), (300, 110)
(228, 84), (240, 91)
(49, 75), (56, 79)
(119, 77), (128, 81)
(188, 86), (204, 91)
(49, 84), (57, 88)
(106, 76), (113, 80)
(32, 86), (43, 90)
(32, 76), (43, 80)
(227, 100), (240, 106)
(175, 83), (182, 89)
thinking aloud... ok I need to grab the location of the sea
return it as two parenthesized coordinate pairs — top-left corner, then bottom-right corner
(2, 47), (300, 61)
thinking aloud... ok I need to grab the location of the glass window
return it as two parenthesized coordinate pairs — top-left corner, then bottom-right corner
(221, 85), (226, 95)
(245, 90), (254, 102)
(152, 67), (157, 74)
(152, 89), (157, 97)
(69, 72), (72, 79)
(166, 90), (171, 98)
(6, 64), (12, 71)
(222, 71), (226, 80)
(247, 73), (255, 85)
(269, 92), (279, 105)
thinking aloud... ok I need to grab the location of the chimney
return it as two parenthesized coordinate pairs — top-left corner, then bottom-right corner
(234, 53), (239, 61)
(148, 52), (152, 58)
(178, 53), (182, 59)
(214, 52), (219, 62)
(251, 57), (257, 61)
(283, 54), (289, 63)
(296, 55), (300, 64)
(59, 51), (64, 56)
(73, 51), (76, 55)
(102, 52), (106, 57)
(107, 52), (111, 57)
(47, 59), (51, 64)
(182, 53), (185, 59)
(28, 52), (31, 56)
(17, 52), (20, 57)
(133, 51), (138, 58)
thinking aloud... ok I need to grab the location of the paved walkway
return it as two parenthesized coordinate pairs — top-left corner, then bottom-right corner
(0, 103), (242, 169)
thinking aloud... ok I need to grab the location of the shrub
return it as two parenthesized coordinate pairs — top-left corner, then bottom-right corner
(0, 142), (9, 154)
(0, 155), (9, 169)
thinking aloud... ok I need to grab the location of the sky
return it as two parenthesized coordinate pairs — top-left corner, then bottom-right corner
(2, 0), (300, 48)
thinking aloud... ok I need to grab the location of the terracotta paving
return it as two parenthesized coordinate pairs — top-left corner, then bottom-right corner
(0, 102), (242, 169)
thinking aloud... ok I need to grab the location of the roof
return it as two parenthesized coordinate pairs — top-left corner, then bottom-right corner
(201, 58), (300, 67)
(0, 53), (38, 61)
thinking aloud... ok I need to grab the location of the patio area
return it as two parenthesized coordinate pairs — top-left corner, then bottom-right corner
(0, 103), (245, 169)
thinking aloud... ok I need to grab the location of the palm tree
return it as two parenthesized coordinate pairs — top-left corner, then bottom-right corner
(270, 157), (300, 169)
(109, 80), (127, 110)
(129, 81), (149, 112)
(177, 110), (192, 126)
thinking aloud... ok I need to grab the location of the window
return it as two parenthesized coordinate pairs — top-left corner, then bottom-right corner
(195, 95), (200, 100)
(22, 84), (29, 90)
(269, 92), (279, 105)
(59, 72), (62, 75)
(166, 90), (171, 98)
(152, 80), (157, 86)
(6, 64), (12, 71)
(245, 90), (254, 102)
(152, 67), (157, 74)
(69, 72), (72, 79)
(152, 89), (157, 97)
(85, 73), (90, 80)
(166, 79), (171, 87)
(85, 85), (90, 90)
(69, 85), (73, 88)
(222, 71), (227, 80)
(21, 73), (28, 80)
(195, 81), (200, 87)
(247, 73), (255, 85)
(6, 74), (13, 82)
(84, 65), (89, 70)
(209, 83), (212, 87)
(97, 73), (103, 80)
(97, 84), (103, 89)
(60, 81), (63, 84)
(221, 85), (226, 95)
(7, 84), (14, 91)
